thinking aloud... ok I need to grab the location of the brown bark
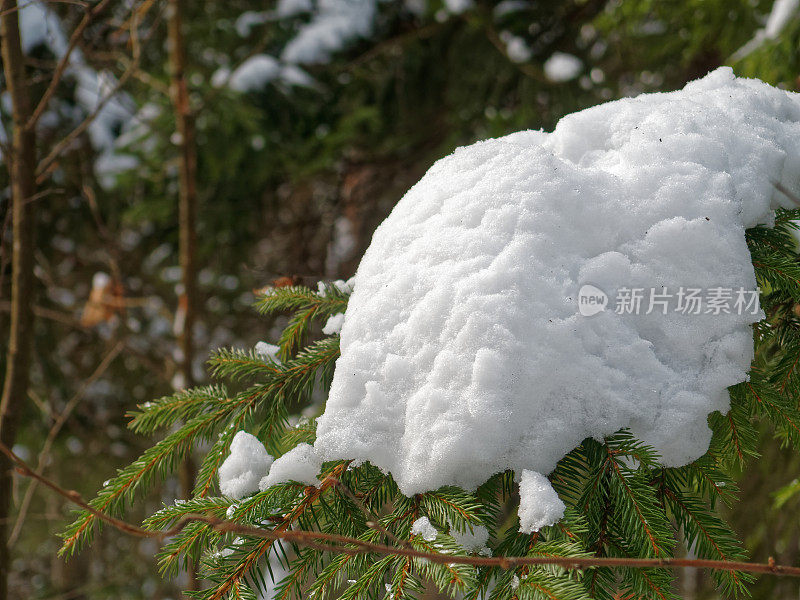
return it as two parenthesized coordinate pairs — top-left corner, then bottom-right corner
(167, 0), (199, 592)
(0, 2), (37, 599)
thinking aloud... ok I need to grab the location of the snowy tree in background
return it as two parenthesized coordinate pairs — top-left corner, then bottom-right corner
(59, 69), (800, 600)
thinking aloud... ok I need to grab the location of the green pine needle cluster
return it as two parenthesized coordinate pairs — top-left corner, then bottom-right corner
(60, 206), (800, 599)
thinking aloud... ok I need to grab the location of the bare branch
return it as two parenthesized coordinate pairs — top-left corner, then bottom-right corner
(2, 438), (800, 578)
(1, 2), (38, 596)
(35, 7), (149, 183)
(35, 69), (137, 183)
(166, 0), (200, 587)
(26, 0), (114, 130)
(8, 342), (124, 545)
(0, 0), (88, 19)
(0, 438), (157, 540)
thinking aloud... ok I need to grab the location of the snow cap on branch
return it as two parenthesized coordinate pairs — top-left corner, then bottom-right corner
(322, 313), (345, 335)
(303, 69), (800, 521)
(451, 524), (491, 553)
(255, 341), (281, 363)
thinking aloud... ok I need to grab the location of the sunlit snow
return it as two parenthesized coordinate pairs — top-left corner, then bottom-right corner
(306, 69), (800, 530)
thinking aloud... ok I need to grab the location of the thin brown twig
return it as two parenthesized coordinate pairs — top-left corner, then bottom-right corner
(36, 72), (136, 183)
(0, 0), (88, 18)
(8, 341), (124, 545)
(0, 206), (13, 298)
(1, 438), (800, 578)
(0, 300), (80, 327)
(26, 0), (114, 130)
(0, 439), (157, 539)
(35, 6), (147, 183)
(331, 476), (409, 549)
(27, 389), (55, 420)
(119, 53), (169, 95)
(169, 520), (800, 577)
(773, 181), (800, 207)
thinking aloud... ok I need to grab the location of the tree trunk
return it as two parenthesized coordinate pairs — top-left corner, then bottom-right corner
(167, 0), (199, 592)
(0, 2), (37, 599)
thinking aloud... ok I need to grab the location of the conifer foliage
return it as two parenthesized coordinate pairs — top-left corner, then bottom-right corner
(61, 207), (800, 599)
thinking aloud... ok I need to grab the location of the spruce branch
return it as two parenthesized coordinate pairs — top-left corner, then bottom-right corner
(127, 385), (229, 434)
(60, 406), (232, 556)
(5, 438), (800, 586)
(194, 419), (247, 498)
(662, 486), (750, 595)
(254, 285), (348, 359)
(50, 238), (800, 599)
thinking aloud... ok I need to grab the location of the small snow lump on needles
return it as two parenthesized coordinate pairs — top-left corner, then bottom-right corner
(218, 431), (273, 499)
(518, 470), (566, 534)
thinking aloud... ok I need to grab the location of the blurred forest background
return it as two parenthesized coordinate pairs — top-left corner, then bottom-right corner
(1, 0), (799, 598)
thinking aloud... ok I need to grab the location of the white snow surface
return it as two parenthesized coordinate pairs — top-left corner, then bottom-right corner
(276, 0), (314, 17)
(219, 432), (274, 499)
(517, 470), (565, 533)
(311, 68), (800, 498)
(504, 35), (532, 63)
(228, 55), (281, 91)
(19, 0), (68, 55)
(451, 524), (490, 553)
(235, 11), (270, 37)
(259, 443), (324, 489)
(318, 278), (355, 296)
(444, 0), (474, 14)
(410, 516), (438, 541)
(212, 57), (312, 92)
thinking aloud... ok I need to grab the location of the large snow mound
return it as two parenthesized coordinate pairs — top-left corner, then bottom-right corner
(314, 68), (800, 496)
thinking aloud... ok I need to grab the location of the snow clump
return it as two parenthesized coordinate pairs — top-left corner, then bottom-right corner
(255, 341), (281, 363)
(322, 313), (345, 335)
(543, 52), (583, 82)
(280, 0), (376, 64)
(517, 470), (566, 533)
(451, 524), (491, 553)
(282, 68), (800, 531)
(219, 432), (274, 499)
(317, 277), (355, 296)
(259, 443), (324, 489)
(410, 516), (438, 541)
